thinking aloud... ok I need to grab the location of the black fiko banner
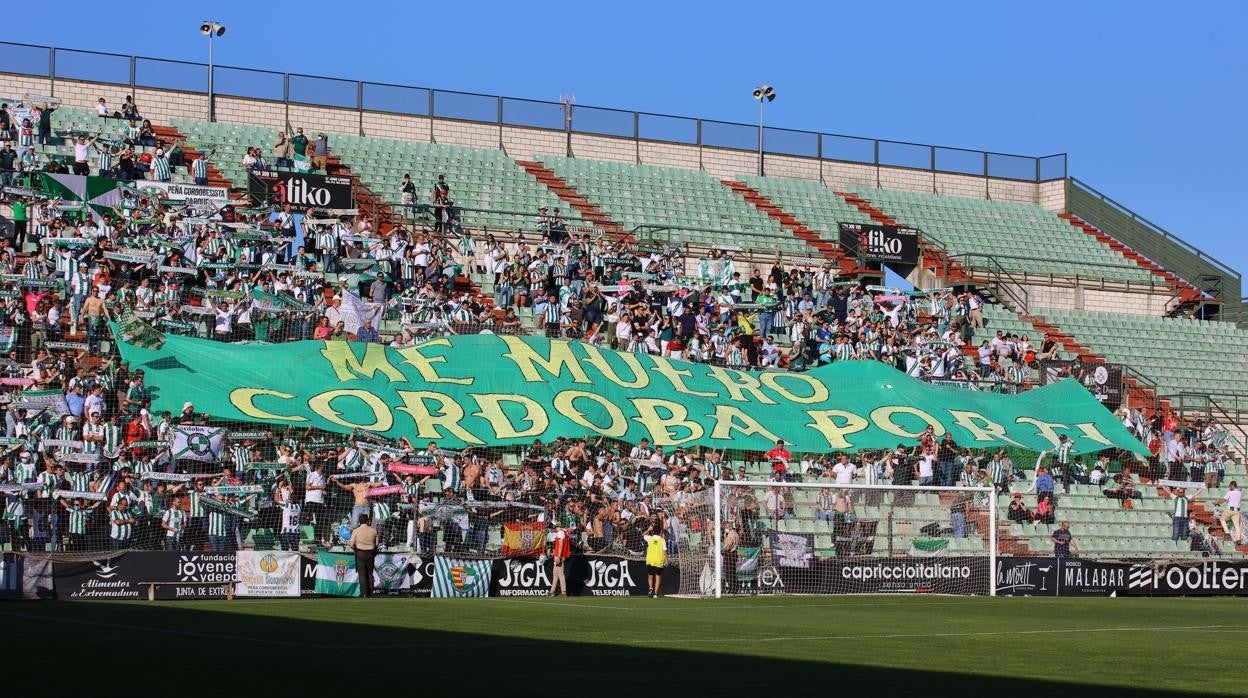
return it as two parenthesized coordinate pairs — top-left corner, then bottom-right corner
(838, 222), (920, 267)
(1040, 361), (1124, 410)
(1123, 560), (1248, 596)
(249, 171), (353, 212)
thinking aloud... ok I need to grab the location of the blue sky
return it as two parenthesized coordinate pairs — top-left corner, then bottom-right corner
(6, 0), (1245, 282)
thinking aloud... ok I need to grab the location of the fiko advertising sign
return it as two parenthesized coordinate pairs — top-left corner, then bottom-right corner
(838, 222), (920, 266)
(249, 171), (352, 211)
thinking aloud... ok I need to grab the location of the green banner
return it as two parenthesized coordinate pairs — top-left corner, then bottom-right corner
(110, 331), (1149, 456)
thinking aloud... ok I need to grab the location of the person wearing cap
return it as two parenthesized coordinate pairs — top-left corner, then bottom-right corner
(547, 522), (572, 597)
(1007, 493), (1031, 524)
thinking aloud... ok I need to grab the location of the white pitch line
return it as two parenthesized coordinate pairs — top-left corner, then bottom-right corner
(494, 598), (642, 611)
(707, 624), (1237, 643)
(496, 598), (986, 612)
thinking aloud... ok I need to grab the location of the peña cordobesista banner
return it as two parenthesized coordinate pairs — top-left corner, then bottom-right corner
(113, 332), (1148, 455)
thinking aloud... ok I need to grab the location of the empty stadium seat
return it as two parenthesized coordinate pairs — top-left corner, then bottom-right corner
(848, 187), (1156, 284)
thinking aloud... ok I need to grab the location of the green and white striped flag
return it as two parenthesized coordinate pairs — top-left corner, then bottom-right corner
(314, 552), (359, 597)
(908, 539), (950, 557)
(431, 556), (491, 598)
(37, 173), (124, 223)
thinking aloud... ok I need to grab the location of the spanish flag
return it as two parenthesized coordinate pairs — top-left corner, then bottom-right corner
(501, 521), (547, 558)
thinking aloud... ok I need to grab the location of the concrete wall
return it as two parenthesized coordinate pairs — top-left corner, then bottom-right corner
(432, 119), (498, 150)
(214, 96), (283, 129)
(1038, 179), (1066, 212)
(0, 72), (1053, 204)
(362, 112), (431, 143)
(570, 133), (633, 163)
(501, 125), (565, 161)
(1021, 283), (1172, 316)
(287, 103), (360, 137)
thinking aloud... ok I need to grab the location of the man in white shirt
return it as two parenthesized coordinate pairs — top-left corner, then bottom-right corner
(764, 486), (788, 521)
(968, 292), (984, 328)
(304, 463), (328, 546)
(830, 454), (857, 485)
(1166, 438), (1186, 466)
(1216, 481), (1243, 544)
(917, 449), (936, 486)
(72, 135), (91, 175)
(84, 386), (106, 420)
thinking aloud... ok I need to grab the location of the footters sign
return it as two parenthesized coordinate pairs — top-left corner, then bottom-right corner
(1124, 560), (1248, 596)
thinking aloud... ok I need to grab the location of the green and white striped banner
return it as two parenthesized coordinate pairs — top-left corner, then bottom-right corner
(431, 556), (491, 598)
(314, 552), (360, 597)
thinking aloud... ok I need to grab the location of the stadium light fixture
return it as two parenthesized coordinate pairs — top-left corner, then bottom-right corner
(200, 21), (226, 121)
(752, 85), (775, 176)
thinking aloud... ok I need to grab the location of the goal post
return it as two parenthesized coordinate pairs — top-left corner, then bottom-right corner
(709, 480), (997, 597)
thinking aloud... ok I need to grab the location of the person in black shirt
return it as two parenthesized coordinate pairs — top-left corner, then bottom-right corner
(0, 143), (15, 187)
(892, 444), (916, 506)
(36, 103), (57, 146)
(748, 269), (764, 300)
(401, 174), (417, 219)
(937, 434), (960, 487)
(431, 175), (451, 233)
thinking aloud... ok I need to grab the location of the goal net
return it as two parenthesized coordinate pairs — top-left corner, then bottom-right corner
(695, 481), (996, 596)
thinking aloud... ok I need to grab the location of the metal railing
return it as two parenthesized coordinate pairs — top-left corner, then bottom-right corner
(0, 40), (1066, 183)
(913, 228), (1033, 312)
(386, 201), (837, 265)
(1066, 178), (1241, 320)
(1161, 392), (1248, 460)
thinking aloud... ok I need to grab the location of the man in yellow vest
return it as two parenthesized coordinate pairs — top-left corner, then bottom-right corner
(644, 521), (667, 598)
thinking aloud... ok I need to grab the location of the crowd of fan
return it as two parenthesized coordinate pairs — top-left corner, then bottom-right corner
(0, 105), (1241, 558)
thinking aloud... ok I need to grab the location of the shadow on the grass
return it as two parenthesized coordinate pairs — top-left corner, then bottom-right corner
(2, 601), (1202, 697)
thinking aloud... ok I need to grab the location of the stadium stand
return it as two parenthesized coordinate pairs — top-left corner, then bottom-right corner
(533, 155), (798, 253)
(0, 52), (1244, 567)
(846, 186), (1159, 285)
(1031, 307), (1248, 398)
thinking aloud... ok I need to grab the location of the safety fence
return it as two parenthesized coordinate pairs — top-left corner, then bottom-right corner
(0, 40), (1066, 183)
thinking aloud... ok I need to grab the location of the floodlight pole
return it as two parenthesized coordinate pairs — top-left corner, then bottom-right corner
(202, 21), (225, 122)
(207, 29), (214, 122)
(757, 97), (765, 177)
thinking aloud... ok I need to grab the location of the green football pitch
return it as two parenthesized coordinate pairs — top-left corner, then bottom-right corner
(5, 596), (1243, 696)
